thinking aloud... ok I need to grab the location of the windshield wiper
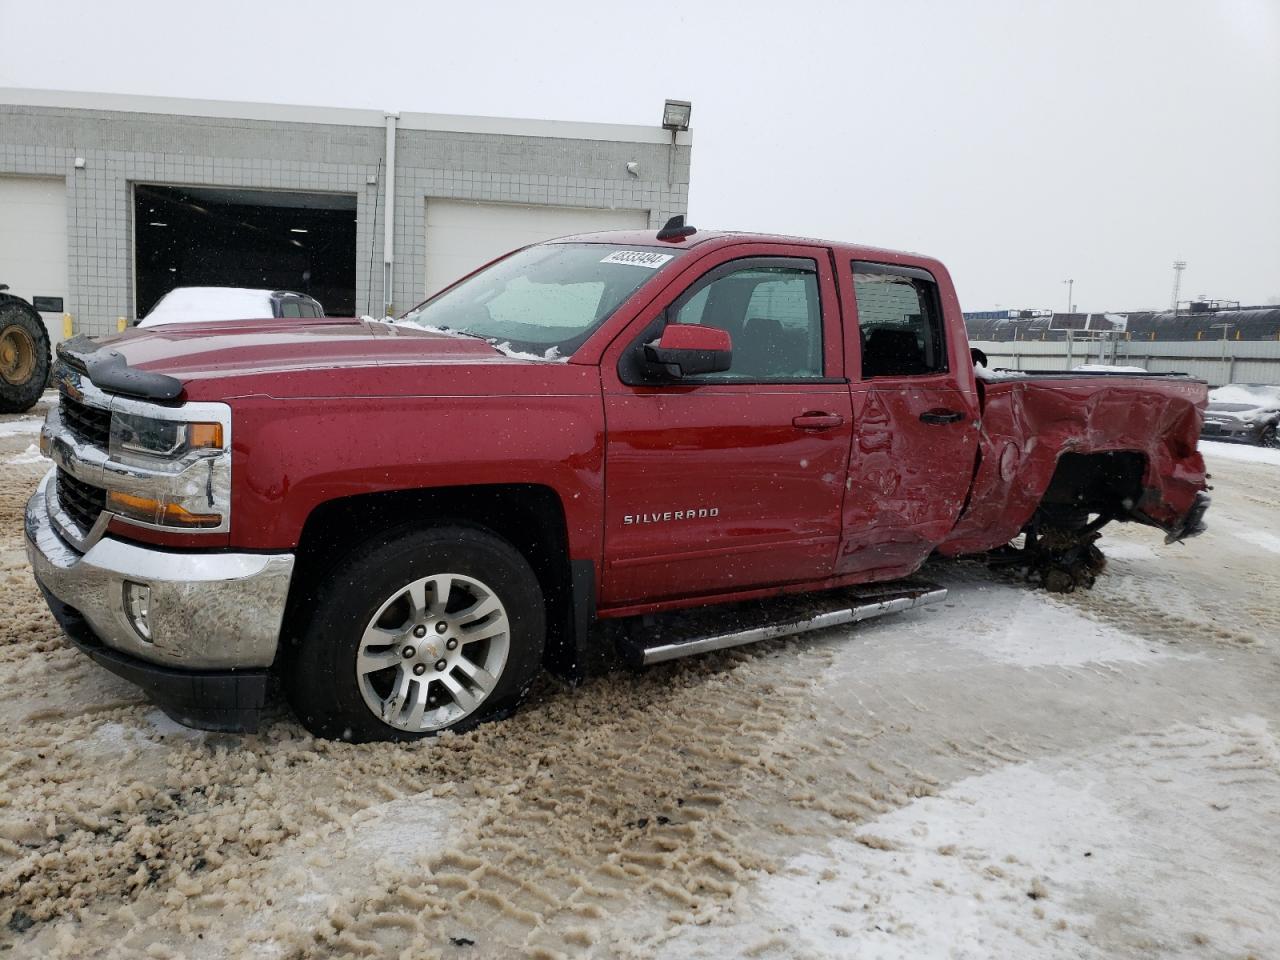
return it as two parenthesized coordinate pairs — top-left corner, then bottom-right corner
(397, 318), (493, 343)
(436, 324), (493, 342)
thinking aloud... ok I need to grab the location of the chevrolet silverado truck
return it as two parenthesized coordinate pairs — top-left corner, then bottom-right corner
(25, 220), (1211, 741)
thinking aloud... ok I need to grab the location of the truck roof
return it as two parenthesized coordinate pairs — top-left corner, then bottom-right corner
(551, 228), (941, 270)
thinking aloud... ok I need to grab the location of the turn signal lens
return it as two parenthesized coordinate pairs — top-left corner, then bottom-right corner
(188, 423), (223, 449)
(107, 491), (222, 528)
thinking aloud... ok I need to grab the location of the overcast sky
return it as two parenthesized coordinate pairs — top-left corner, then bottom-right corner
(2, 0), (1276, 312)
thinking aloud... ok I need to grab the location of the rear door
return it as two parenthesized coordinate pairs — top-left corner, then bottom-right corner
(599, 244), (852, 607)
(836, 260), (980, 576)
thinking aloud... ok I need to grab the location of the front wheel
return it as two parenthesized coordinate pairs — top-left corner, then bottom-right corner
(286, 525), (545, 742)
(1260, 423), (1279, 449)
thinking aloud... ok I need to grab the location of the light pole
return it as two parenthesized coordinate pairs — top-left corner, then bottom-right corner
(1210, 320), (1233, 384)
(1171, 260), (1187, 314)
(1062, 279), (1074, 315)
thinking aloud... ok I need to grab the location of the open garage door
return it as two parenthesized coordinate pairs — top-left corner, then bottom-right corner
(0, 175), (67, 346)
(424, 200), (649, 298)
(134, 185), (356, 318)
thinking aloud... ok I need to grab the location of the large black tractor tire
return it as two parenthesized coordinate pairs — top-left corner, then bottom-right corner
(286, 524), (545, 743)
(0, 296), (52, 414)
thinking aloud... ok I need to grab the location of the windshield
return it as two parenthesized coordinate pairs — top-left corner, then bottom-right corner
(399, 243), (682, 356)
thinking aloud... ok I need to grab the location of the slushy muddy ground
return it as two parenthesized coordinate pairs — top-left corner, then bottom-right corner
(2, 402), (1277, 959)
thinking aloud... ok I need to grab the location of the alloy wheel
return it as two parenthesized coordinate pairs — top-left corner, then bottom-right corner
(355, 572), (511, 732)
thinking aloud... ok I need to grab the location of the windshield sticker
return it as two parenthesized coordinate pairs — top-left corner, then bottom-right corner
(600, 250), (673, 269)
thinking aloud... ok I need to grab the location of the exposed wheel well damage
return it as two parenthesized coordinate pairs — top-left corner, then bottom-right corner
(1036, 451), (1147, 525)
(1013, 451), (1148, 593)
(283, 484), (585, 680)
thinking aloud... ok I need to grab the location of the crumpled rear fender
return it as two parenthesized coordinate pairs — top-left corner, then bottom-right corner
(939, 377), (1208, 556)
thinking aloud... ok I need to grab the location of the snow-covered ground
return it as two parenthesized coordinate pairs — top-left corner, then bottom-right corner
(1200, 438), (1280, 467)
(1, 401), (1278, 959)
(0, 417), (42, 440)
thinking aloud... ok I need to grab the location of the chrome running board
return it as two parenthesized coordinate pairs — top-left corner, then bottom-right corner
(619, 580), (947, 666)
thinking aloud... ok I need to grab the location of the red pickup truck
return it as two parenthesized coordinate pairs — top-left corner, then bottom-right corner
(26, 221), (1210, 741)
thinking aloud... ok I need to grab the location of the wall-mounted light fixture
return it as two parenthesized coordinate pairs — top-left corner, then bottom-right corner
(661, 100), (691, 186)
(662, 100), (692, 132)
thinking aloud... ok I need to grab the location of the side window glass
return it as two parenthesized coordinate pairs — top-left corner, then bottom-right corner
(673, 285), (711, 326)
(671, 261), (823, 380)
(852, 263), (947, 378)
(280, 300), (302, 318)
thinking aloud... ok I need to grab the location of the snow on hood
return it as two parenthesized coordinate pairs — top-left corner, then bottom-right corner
(139, 287), (277, 327)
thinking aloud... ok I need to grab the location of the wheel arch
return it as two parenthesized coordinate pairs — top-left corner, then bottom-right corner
(1034, 450), (1149, 523)
(282, 483), (593, 681)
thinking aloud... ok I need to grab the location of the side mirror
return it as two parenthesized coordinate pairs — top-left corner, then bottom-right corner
(643, 324), (732, 379)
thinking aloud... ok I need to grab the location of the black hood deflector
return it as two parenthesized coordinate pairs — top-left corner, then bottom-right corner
(56, 336), (184, 403)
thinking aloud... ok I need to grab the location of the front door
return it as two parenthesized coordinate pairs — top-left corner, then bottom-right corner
(836, 260), (980, 576)
(600, 247), (852, 607)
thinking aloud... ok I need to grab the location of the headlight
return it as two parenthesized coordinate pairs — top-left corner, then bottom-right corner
(110, 412), (223, 460)
(103, 406), (231, 531)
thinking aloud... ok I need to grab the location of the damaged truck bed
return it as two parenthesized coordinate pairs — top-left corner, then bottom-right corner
(943, 370), (1209, 589)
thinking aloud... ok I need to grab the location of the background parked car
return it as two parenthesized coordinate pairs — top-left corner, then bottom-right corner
(1202, 383), (1280, 448)
(137, 287), (325, 327)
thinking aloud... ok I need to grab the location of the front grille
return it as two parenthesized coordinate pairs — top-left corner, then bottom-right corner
(56, 469), (106, 532)
(60, 389), (111, 447)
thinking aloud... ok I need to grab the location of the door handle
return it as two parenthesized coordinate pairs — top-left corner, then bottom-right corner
(919, 409), (965, 425)
(793, 412), (845, 430)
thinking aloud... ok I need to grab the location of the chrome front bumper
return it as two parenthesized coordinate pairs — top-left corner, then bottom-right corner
(25, 472), (294, 670)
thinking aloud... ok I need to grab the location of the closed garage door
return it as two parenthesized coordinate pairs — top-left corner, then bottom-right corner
(424, 200), (649, 298)
(0, 176), (67, 346)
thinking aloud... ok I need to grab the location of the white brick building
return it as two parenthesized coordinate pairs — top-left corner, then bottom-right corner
(0, 89), (691, 341)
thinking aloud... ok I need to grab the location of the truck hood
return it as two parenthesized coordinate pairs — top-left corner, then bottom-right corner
(84, 317), (583, 402)
(98, 317), (506, 377)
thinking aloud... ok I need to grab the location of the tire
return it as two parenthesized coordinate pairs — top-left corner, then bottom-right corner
(286, 524), (545, 742)
(0, 297), (52, 414)
(1260, 423), (1280, 450)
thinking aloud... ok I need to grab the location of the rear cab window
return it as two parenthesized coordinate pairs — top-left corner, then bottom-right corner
(851, 262), (947, 378)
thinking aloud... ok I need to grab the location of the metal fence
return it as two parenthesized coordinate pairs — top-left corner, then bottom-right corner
(970, 337), (1280, 386)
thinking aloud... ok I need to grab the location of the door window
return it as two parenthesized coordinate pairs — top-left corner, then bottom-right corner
(852, 262), (947, 378)
(671, 259), (824, 380)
